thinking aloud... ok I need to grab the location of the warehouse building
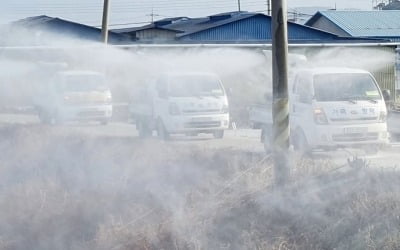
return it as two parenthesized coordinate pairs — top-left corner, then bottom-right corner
(11, 15), (130, 45)
(305, 10), (400, 42)
(113, 11), (375, 44)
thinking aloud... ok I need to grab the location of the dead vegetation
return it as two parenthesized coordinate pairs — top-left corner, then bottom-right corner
(0, 125), (400, 250)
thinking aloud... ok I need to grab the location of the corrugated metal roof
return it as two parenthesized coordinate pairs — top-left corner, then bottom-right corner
(179, 14), (343, 42)
(383, 2), (400, 10)
(113, 12), (254, 35)
(13, 15), (129, 43)
(306, 11), (400, 38)
(114, 11), (375, 43)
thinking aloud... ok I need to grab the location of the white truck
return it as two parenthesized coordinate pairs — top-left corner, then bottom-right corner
(249, 67), (390, 153)
(34, 70), (113, 124)
(129, 72), (230, 140)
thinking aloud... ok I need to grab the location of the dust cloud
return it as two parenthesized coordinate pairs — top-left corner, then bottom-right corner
(0, 27), (399, 250)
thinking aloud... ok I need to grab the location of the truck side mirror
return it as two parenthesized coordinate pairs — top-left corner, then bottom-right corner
(382, 89), (391, 102)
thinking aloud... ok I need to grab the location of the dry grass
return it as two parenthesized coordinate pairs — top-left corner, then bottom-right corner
(0, 125), (400, 250)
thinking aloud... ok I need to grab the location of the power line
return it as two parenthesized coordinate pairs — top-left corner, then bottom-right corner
(7, 0), (266, 10)
(4, 0), (271, 25)
(6, 4), (266, 17)
(94, 21), (151, 27)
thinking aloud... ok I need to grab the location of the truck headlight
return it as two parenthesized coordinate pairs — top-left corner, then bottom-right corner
(313, 108), (328, 125)
(169, 103), (181, 115)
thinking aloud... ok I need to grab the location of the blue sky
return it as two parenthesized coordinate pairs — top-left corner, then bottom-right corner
(2, 0), (374, 27)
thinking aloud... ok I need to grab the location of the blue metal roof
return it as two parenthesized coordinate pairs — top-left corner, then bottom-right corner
(14, 15), (130, 44)
(305, 11), (400, 38)
(114, 11), (376, 43)
(178, 14), (342, 42)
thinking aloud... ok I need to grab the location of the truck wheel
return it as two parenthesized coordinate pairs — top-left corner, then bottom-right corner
(49, 112), (61, 125)
(40, 109), (60, 125)
(213, 130), (224, 139)
(292, 129), (310, 155)
(137, 119), (152, 138)
(100, 119), (109, 125)
(261, 125), (272, 153)
(263, 133), (272, 153)
(38, 109), (50, 124)
(157, 119), (170, 141)
(251, 123), (261, 129)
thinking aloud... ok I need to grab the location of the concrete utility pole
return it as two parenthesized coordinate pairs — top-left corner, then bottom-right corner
(147, 8), (161, 23)
(271, 0), (290, 186)
(238, 0), (241, 11)
(101, 0), (110, 44)
(267, 0), (271, 16)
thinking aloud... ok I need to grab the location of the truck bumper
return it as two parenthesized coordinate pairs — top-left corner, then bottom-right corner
(163, 114), (230, 133)
(307, 123), (389, 148)
(58, 105), (113, 121)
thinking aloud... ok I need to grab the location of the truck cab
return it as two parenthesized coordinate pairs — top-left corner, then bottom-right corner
(131, 72), (230, 139)
(290, 67), (389, 152)
(34, 70), (112, 124)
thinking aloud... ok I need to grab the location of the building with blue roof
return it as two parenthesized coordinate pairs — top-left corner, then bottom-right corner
(305, 10), (400, 42)
(12, 15), (130, 44)
(113, 11), (377, 44)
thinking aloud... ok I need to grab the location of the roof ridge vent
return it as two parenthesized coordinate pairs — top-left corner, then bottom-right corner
(154, 20), (172, 26)
(209, 13), (232, 22)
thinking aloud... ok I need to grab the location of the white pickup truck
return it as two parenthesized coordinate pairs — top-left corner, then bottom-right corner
(129, 72), (230, 140)
(249, 67), (390, 153)
(34, 70), (113, 124)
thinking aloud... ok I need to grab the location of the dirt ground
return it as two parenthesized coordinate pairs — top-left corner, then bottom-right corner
(0, 124), (400, 250)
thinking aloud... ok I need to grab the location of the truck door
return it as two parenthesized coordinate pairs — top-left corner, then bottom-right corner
(291, 73), (314, 133)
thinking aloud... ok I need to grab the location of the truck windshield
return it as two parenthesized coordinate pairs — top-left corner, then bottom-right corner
(313, 73), (381, 102)
(62, 74), (107, 92)
(168, 75), (224, 97)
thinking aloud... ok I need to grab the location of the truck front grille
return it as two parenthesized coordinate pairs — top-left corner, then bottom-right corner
(184, 121), (221, 128)
(77, 110), (105, 117)
(182, 109), (221, 115)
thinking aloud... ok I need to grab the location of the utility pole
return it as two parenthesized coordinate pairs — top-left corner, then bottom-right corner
(267, 0), (271, 16)
(238, 0), (241, 11)
(271, 0), (290, 186)
(101, 0), (110, 44)
(147, 8), (160, 23)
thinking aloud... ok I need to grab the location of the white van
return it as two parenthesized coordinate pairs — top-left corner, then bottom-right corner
(290, 67), (389, 152)
(34, 70), (112, 124)
(130, 72), (230, 139)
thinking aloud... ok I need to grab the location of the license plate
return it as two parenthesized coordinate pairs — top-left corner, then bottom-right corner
(344, 127), (368, 134)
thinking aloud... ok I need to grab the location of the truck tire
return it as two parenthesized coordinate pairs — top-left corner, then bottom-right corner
(137, 119), (152, 138)
(157, 119), (170, 141)
(292, 129), (310, 155)
(100, 119), (109, 125)
(49, 111), (61, 125)
(38, 108), (50, 124)
(39, 109), (60, 125)
(213, 130), (224, 139)
(261, 126), (272, 153)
